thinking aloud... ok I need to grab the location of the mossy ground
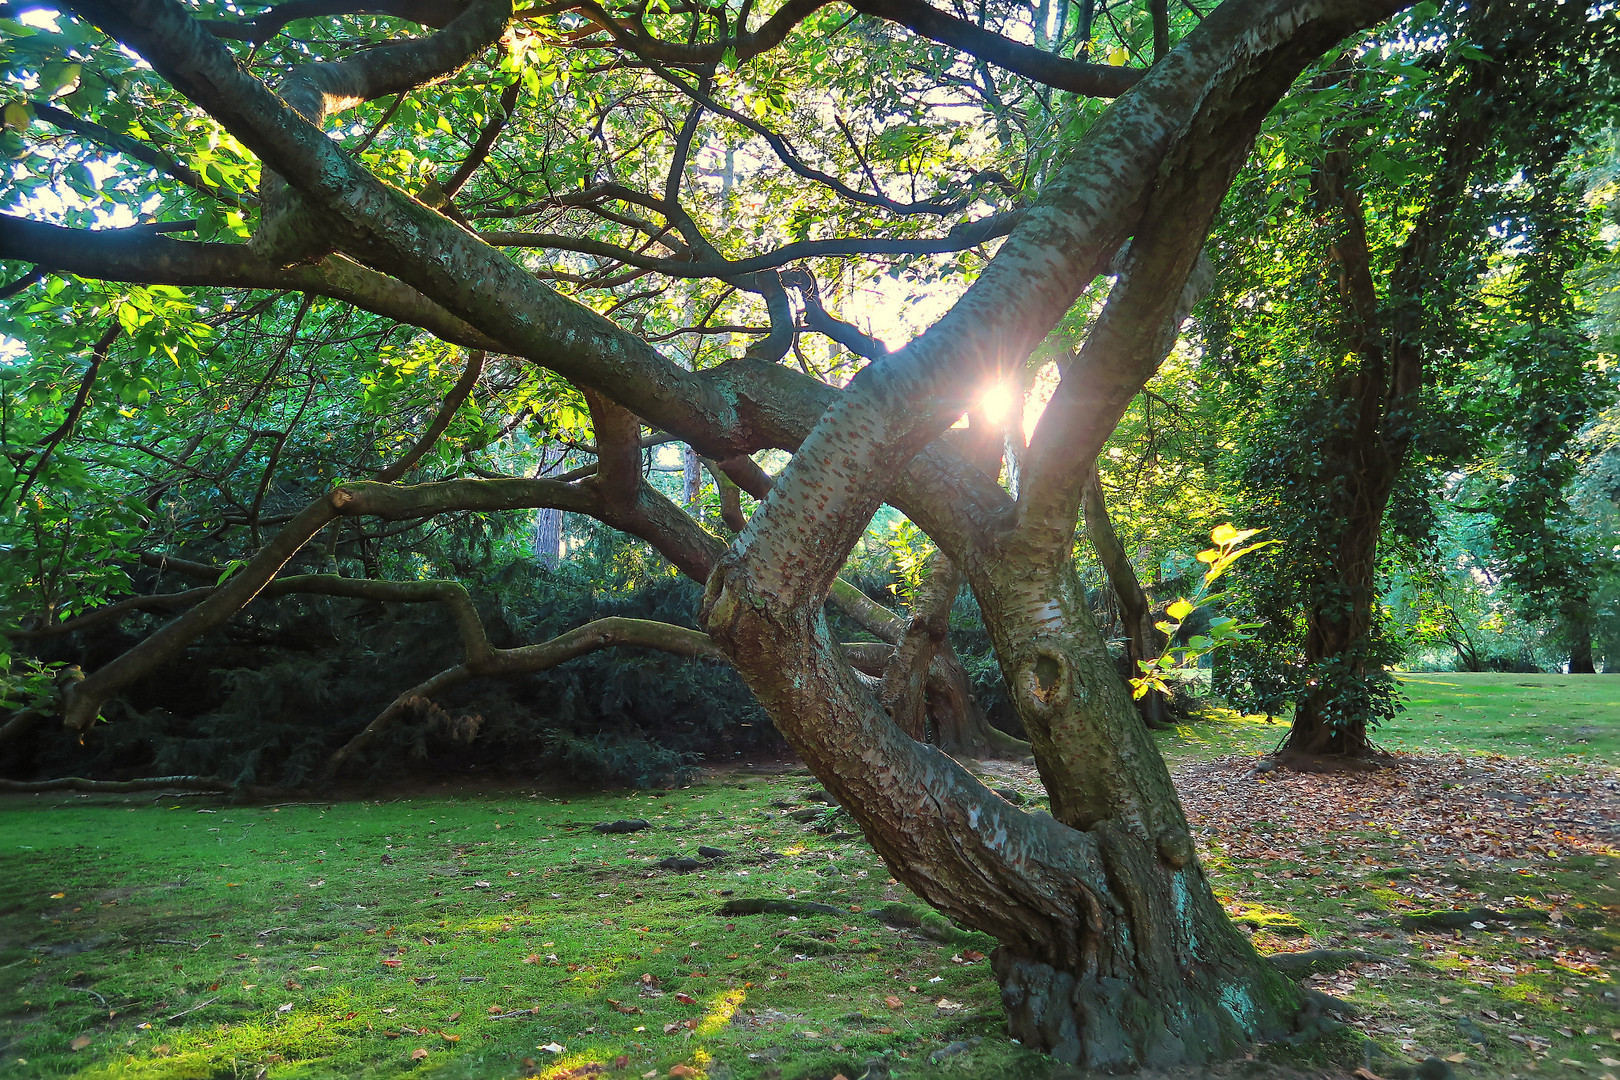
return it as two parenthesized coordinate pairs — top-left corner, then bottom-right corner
(0, 677), (1614, 1080)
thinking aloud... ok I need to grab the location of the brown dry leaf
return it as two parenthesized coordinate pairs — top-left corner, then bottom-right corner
(675, 993), (697, 1005)
(488, 1005), (505, 1015)
(522, 954), (543, 965)
(614, 1056), (630, 1069)
(1352, 1069), (1385, 1080)
(663, 1022), (682, 1034)
(1445, 1053), (1468, 1063)
(961, 950), (986, 962)
(69, 1035), (91, 1051)
(884, 995), (904, 1010)
(669, 1066), (697, 1078)
(441, 1032), (460, 1043)
(875, 1026), (895, 1035)
(284, 980), (302, 990)
(410, 1048), (429, 1060)
(608, 1000), (641, 1015)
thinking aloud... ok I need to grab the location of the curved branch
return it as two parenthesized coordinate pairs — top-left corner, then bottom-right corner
(0, 217), (502, 352)
(32, 101), (256, 207)
(272, 0), (508, 125)
(324, 615), (722, 775)
(14, 321), (120, 503)
(553, 0), (1141, 97)
(375, 349), (486, 482)
(483, 211), (1018, 278)
(848, 0), (1142, 96)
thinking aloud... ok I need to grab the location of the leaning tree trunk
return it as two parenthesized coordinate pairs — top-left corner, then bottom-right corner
(707, 564), (1310, 1070)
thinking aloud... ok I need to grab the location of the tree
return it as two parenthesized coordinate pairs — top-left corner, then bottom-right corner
(1198, 0), (1618, 762)
(2, 0), (1416, 1065)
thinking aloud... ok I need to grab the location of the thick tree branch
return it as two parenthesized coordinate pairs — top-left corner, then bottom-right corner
(0, 218), (503, 352)
(199, 0), (471, 44)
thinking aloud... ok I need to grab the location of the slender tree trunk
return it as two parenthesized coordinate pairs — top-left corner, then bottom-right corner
(1083, 470), (1172, 727)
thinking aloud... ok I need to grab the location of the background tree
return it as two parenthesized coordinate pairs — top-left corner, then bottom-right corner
(1197, 0), (1618, 760)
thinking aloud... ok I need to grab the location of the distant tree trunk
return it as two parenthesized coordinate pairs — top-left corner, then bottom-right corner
(682, 444), (703, 515)
(534, 507), (562, 569)
(1566, 607), (1596, 673)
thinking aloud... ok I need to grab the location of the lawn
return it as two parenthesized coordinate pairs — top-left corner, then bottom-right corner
(0, 678), (1614, 1080)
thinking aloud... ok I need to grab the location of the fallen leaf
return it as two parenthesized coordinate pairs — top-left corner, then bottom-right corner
(1353, 1069), (1385, 1080)
(875, 1026), (894, 1035)
(675, 993), (697, 1005)
(411, 1048), (429, 1060)
(441, 1032), (460, 1043)
(381, 959), (402, 967)
(961, 950), (985, 962)
(1446, 1053), (1468, 1063)
(285, 980), (302, 990)
(70, 1035), (91, 1051)
(1438, 997), (1453, 1005)
(1601, 1059), (1620, 1068)
(51, 892), (65, 899)
(277, 1003), (293, 1013)
(884, 995), (904, 1010)
(608, 999), (641, 1015)
(614, 1056), (630, 1068)
(447, 1011), (461, 1023)
(523, 954), (543, 964)
(670, 1067), (696, 1078)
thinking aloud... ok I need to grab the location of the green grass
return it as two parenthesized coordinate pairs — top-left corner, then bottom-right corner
(0, 780), (1021, 1080)
(0, 676), (1614, 1079)
(1152, 672), (1620, 765)
(1390, 673), (1620, 762)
